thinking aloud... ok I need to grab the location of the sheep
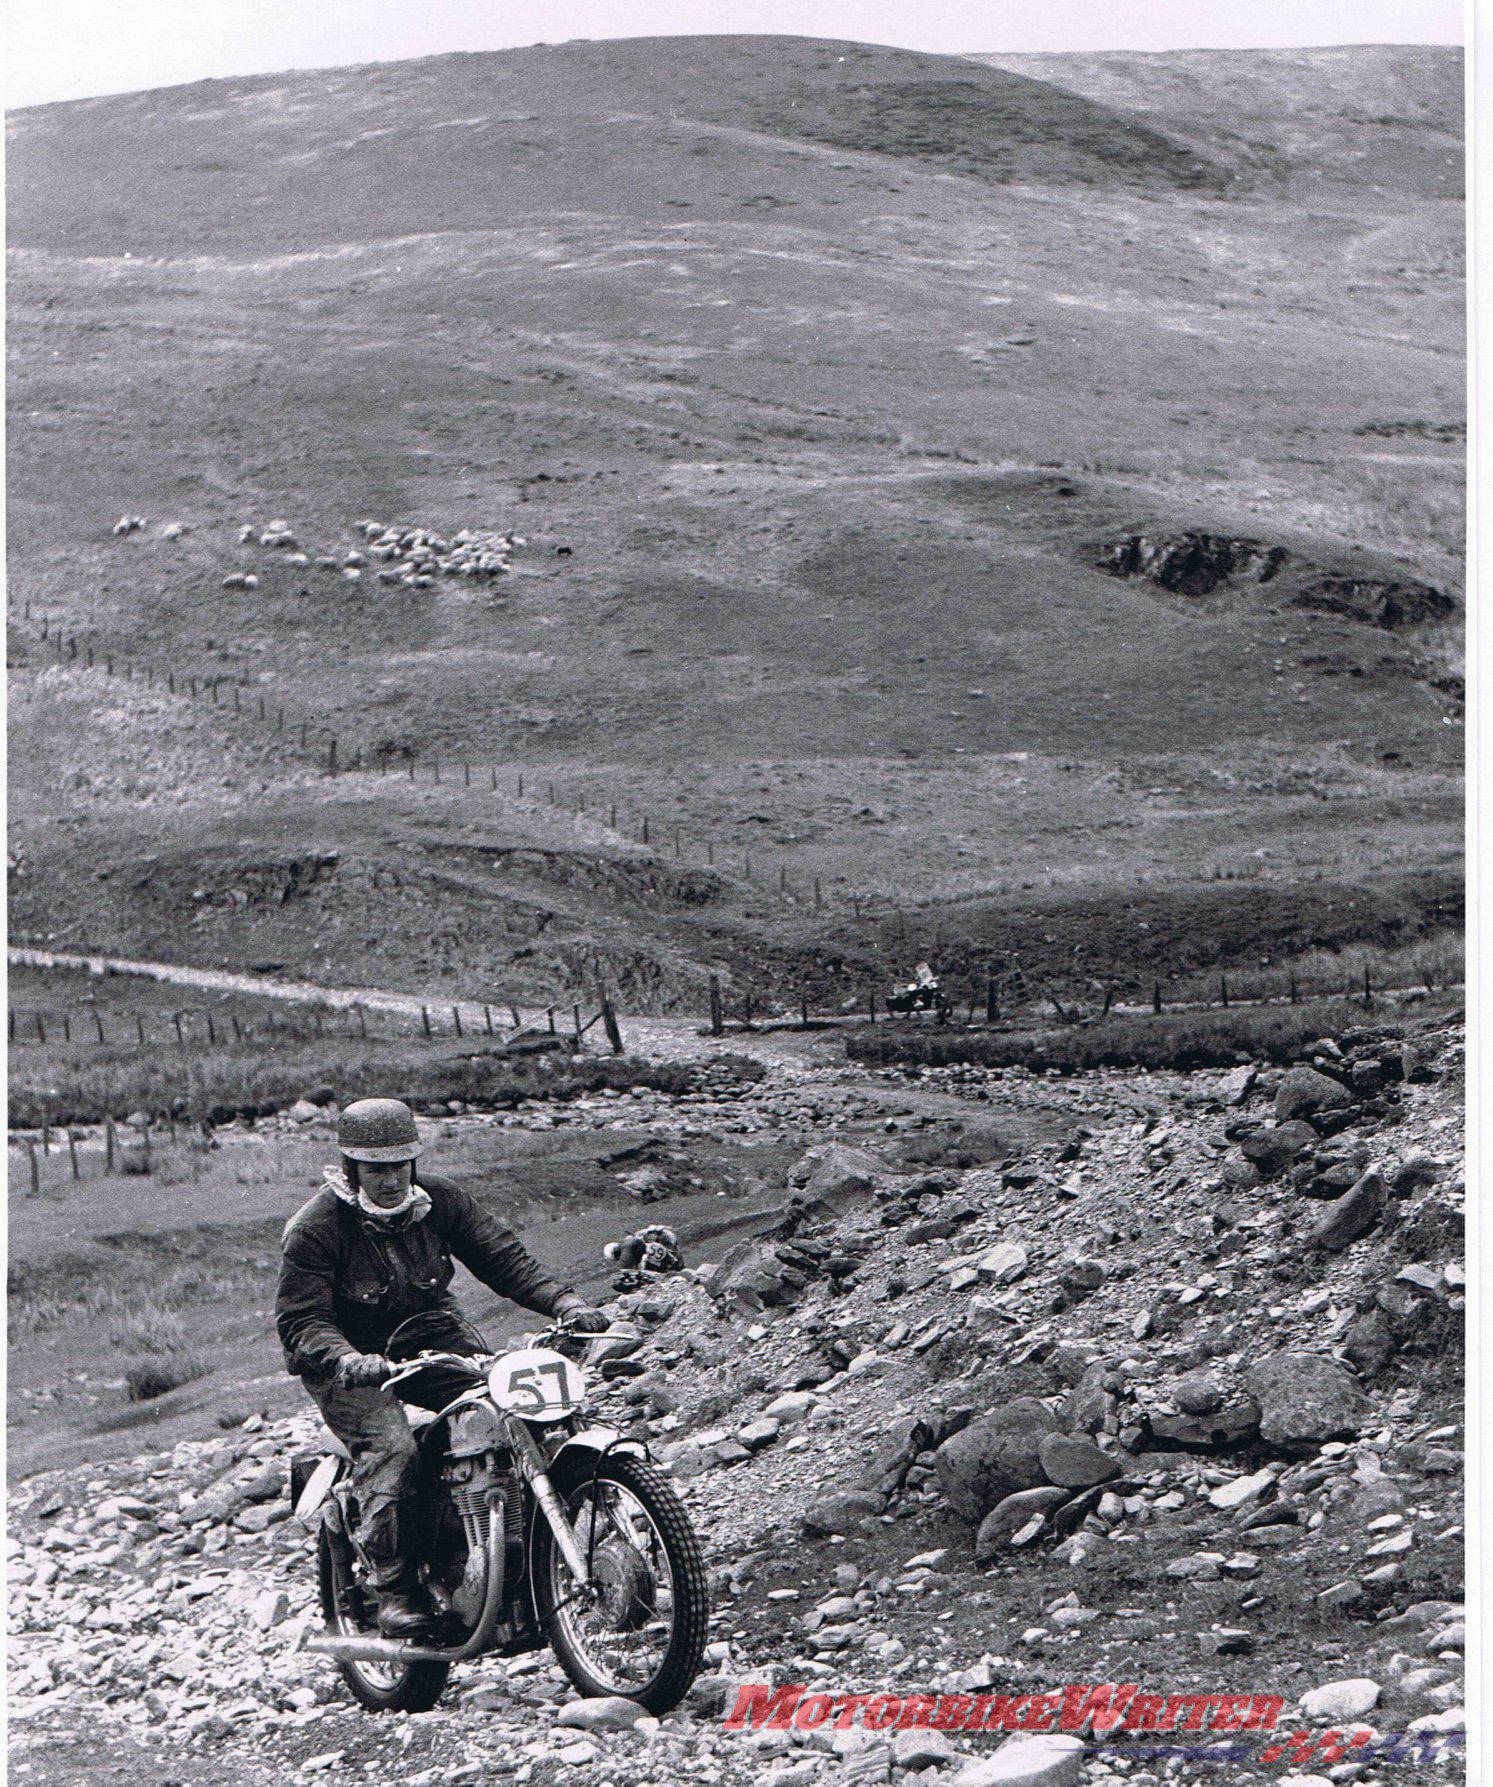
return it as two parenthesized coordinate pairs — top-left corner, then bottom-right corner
(316, 556), (339, 570)
(160, 522), (186, 541)
(221, 572), (260, 591)
(238, 524), (255, 544)
(112, 515), (145, 536)
(342, 567), (362, 582)
(344, 550), (367, 568)
(287, 552), (309, 567)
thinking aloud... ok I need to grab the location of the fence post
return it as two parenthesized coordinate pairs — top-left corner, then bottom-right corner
(452, 1006), (463, 1038)
(1152, 982), (1162, 1014)
(814, 877), (822, 909)
(484, 1005), (494, 1036)
(573, 1004), (582, 1042)
(509, 1003), (522, 1030)
(1220, 976), (1229, 1009)
(546, 1007), (556, 1034)
(328, 738), (338, 775)
(709, 975), (724, 1036)
(136, 1014), (146, 1045)
(105, 1116), (117, 1173)
(800, 994), (809, 1030)
(518, 773), (524, 798)
(62, 1013), (71, 1043)
(206, 1014), (217, 1046)
(986, 975), (999, 1024)
(26, 1141), (39, 1197)
(173, 1012), (184, 1045)
(94, 1010), (106, 1044)
(1363, 965), (1372, 1009)
(356, 1005), (368, 1039)
(68, 1130), (80, 1181)
(232, 1014), (244, 1043)
(779, 865), (787, 894)
(421, 1006), (432, 1038)
(464, 763), (471, 788)
(642, 817), (650, 845)
(36, 1014), (46, 1044)
(490, 768), (497, 792)
(599, 986), (624, 1056)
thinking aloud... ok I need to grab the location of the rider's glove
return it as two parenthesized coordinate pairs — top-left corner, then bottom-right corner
(336, 1351), (394, 1388)
(553, 1294), (609, 1335)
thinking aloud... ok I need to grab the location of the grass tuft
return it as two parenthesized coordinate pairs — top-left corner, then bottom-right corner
(124, 1353), (208, 1401)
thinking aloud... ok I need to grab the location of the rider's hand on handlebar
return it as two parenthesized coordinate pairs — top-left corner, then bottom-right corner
(554, 1301), (610, 1335)
(336, 1351), (395, 1389)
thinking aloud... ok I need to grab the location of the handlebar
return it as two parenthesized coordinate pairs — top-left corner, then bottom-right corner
(381, 1326), (630, 1389)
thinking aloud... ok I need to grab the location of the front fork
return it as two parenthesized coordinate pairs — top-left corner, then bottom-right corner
(505, 1418), (595, 1588)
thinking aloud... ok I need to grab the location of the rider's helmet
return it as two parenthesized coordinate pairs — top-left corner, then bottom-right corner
(337, 1097), (424, 1163)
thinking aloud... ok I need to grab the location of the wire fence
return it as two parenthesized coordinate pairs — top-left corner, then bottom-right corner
(7, 603), (849, 908)
(701, 961), (1455, 1036)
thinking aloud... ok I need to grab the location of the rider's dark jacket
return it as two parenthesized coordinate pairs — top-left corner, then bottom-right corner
(276, 1172), (572, 1381)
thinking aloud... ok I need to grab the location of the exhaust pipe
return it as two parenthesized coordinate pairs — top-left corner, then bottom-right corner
(303, 1631), (463, 1666)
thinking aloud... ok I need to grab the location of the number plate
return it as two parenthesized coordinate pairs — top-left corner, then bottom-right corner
(488, 1348), (585, 1421)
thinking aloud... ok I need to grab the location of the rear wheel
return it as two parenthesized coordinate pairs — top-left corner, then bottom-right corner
(533, 1451), (709, 1714)
(316, 1520), (450, 1713)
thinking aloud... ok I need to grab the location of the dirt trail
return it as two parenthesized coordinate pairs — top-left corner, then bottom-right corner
(5, 944), (826, 1069)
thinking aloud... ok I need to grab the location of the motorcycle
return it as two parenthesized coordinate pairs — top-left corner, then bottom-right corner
(291, 1309), (709, 1715)
(885, 983), (950, 1021)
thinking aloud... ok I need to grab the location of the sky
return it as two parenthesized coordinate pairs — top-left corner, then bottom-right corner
(3, 0), (1467, 108)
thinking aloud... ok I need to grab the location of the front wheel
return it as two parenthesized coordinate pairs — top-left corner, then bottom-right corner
(534, 1451), (709, 1714)
(316, 1521), (450, 1713)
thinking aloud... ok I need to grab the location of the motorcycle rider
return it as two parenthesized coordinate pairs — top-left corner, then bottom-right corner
(276, 1097), (608, 1638)
(603, 1224), (685, 1293)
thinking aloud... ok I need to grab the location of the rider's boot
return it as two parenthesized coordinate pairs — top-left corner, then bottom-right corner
(363, 1503), (433, 1639)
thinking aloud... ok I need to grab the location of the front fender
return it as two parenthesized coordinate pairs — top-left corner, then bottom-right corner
(550, 1426), (649, 1470)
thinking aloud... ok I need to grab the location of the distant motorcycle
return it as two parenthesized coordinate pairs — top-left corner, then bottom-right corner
(293, 1310), (709, 1714)
(885, 982), (950, 1021)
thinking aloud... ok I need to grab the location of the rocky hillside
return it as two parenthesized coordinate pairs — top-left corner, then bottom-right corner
(7, 1012), (1464, 1785)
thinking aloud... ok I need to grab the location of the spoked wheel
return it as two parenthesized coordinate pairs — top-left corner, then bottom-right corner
(316, 1521), (450, 1713)
(534, 1452), (709, 1714)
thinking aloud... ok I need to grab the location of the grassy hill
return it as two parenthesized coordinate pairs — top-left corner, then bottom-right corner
(6, 36), (1463, 1012)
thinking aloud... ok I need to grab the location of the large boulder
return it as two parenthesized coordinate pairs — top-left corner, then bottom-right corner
(1246, 1353), (1368, 1451)
(933, 1399), (1060, 1521)
(1146, 1401), (1261, 1450)
(705, 1241), (807, 1313)
(786, 1143), (883, 1226)
(1039, 1433), (1120, 1489)
(1307, 1168), (1388, 1252)
(974, 1487), (1069, 1561)
(1275, 1066), (1354, 1122)
(952, 1735), (1086, 1787)
(1239, 1120), (1318, 1177)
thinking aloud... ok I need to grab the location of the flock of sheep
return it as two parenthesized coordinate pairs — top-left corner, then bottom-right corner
(111, 511), (530, 596)
(222, 517), (525, 591)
